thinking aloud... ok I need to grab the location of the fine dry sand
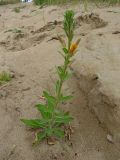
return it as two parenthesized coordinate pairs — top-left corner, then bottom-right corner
(0, 3), (120, 160)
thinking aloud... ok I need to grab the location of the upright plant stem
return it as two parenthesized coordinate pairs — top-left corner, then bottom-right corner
(51, 55), (70, 128)
(56, 38), (71, 108)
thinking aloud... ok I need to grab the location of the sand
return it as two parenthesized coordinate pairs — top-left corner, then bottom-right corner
(0, 3), (120, 160)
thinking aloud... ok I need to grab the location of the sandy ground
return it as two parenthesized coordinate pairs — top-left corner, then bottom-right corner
(0, 3), (120, 160)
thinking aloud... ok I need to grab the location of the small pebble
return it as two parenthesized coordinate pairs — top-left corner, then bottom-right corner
(22, 87), (31, 91)
(75, 153), (78, 156)
(107, 134), (114, 143)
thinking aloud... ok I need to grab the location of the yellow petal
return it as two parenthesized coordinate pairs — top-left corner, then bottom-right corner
(70, 43), (77, 54)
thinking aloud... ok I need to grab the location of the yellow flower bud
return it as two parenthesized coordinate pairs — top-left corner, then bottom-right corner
(70, 43), (77, 54)
(70, 38), (81, 55)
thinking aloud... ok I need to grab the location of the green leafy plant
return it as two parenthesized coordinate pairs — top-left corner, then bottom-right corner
(33, 0), (68, 5)
(5, 28), (22, 33)
(13, 7), (20, 13)
(21, 10), (80, 145)
(0, 71), (12, 85)
(33, 0), (120, 6)
(33, 0), (84, 6)
(0, 0), (20, 5)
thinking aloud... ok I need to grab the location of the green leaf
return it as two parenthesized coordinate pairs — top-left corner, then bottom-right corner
(64, 111), (70, 116)
(43, 91), (56, 109)
(21, 119), (47, 129)
(60, 95), (73, 102)
(36, 103), (46, 110)
(63, 70), (73, 81)
(64, 10), (75, 41)
(36, 104), (52, 119)
(57, 66), (70, 81)
(57, 66), (64, 74)
(0, 71), (12, 85)
(63, 48), (68, 54)
(45, 128), (54, 137)
(56, 80), (60, 94)
(53, 128), (64, 138)
(37, 131), (46, 142)
(55, 114), (73, 126)
(33, 131), (47, 145)
(57, 66), (65, 80)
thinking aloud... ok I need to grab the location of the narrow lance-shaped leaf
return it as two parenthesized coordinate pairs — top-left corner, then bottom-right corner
(55, 114), (73, 126)
(36, 104), (52, 119)
(45, 127), (54, 137)
(36, 131), (46, 142)
(63, 48), (68, 54)
(57, 66), (65, 80)
(61, 70), (72, 81)
(43, 91), (56, 110)
(21, 119), (47, 129)
(60, 95), (73, 102)
(64, 10), (75, 41)
(53, 128), (64, 138)
(56, 80), (60, 94)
